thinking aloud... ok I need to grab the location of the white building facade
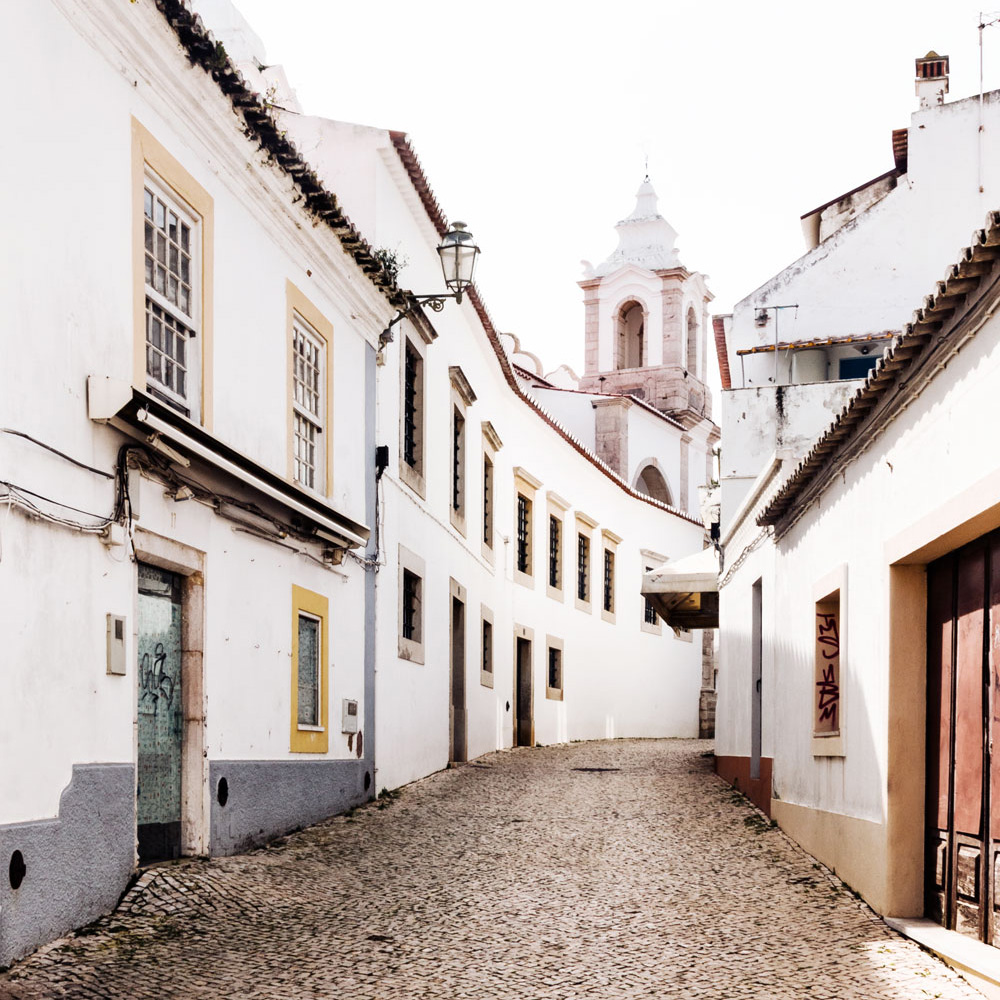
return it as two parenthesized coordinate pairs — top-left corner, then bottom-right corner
(714, 53), (1000, 976)
(0, 0), (716, 965)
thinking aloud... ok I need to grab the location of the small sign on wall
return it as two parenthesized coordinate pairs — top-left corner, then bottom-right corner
(107, 613), (127, 676)
(342, 699), (359, 734)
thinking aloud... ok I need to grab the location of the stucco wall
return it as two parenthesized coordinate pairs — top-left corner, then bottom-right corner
(717, 262), (1000, 913)
(1, 0), (385, 962)
(728, 91), (1000, 391)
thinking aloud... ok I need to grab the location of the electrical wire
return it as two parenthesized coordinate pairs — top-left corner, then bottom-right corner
(1, 428), (373, 568)
(1, 428), (115, 479)
(0, 481), (114, 522)
(0, 483), (114, 532)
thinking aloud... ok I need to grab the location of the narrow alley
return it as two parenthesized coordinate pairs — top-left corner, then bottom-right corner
(0, 741), (978, 999)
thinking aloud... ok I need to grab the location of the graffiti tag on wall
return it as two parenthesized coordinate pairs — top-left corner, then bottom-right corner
(139, 642), (175, 714)
(815, 610), (840, 734)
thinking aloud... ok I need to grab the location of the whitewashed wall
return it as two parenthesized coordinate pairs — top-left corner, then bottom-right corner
(284, 117), (711, 793)
(728, 91), (1000, 392)
(0, 0), (384, 823)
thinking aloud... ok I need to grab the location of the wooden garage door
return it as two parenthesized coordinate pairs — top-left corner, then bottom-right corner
(926, 531), (1000, 944)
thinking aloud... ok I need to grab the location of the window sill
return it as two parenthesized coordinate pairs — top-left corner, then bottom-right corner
(297, 724), (325, 733)
(399, 461), (425, 499)
(291, 478), (329, 501)
(641, 621), (662, 636)
(546, 584), (564, 602)
(514, 569), (534, 590)
(601, 609), (616, 624)
(575, 597), (592, 613)
(812, 735), (844, 757)
(398, 636), (424, 664)
(546, 686), (564, 701)
(450, 508), (466, 536)
(672, 627), (693, 643)
(482, 541), (495, 566)
(480, 669), (494, 689)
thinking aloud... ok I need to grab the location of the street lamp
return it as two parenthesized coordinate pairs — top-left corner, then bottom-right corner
(436, 222), (479, 304)
(379, 222), (480, 351)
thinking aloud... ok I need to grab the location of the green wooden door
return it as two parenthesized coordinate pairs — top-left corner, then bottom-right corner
(137, 563), (183, 864)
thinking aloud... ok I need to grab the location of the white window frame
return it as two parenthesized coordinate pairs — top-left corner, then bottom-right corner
(291, 312), (326, 492)
(143, 171), (200, 417)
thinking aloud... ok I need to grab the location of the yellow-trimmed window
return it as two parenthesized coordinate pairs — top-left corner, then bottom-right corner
(291, 585), (329, 753)
(292, 314), (325, 490)
(132, 118), (214, 426)
(287, 281), (333, 495)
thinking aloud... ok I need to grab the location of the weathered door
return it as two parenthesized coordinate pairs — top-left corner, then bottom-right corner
(137, 563), (183, 865)
(926, 532), (1000, 944)
(515, 637), (532, 747)
(450, 595), (467, 763)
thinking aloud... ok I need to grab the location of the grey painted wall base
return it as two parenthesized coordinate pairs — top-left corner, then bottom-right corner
(209, 759), (372, 856)
(0, 763), (135, 968)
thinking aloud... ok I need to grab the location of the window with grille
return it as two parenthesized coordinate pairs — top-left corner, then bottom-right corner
(292, 315), (325, 491)
(516, 494), (531, 574)
(548, 647), (562, 693)
(402, 569), (421, 642)
(483, 455), (494, 547)
(452, 406), (465, 516)
(603, 549), (615, 614)
(144, 178), (198, 414)
(549, 516), (561, 589)
(577, 533), (590, 602)
(482, 619), (493, 675)
(296, 613), (321, 727)
(403, 342), (422, 472)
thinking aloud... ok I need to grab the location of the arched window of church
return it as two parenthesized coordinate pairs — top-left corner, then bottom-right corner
(686, 307), (699, 374)
(616, 301), (644, 370)
(634, 463), (672, 505)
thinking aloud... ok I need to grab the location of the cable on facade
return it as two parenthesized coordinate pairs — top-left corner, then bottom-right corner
(346, 475), (383, 571)
(1, 435), (361, 568)
(1, 428), (116, 480)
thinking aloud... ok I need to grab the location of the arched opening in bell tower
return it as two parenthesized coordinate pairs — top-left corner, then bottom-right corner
(616, 301), (645, 370)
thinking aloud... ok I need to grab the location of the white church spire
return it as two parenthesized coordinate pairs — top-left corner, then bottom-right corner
(586, 177), (681, 278)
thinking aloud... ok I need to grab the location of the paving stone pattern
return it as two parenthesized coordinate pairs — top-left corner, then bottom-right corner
(0, 740), (984, 999)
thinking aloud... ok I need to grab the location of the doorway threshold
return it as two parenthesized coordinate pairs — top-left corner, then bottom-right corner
(886, 917), (1000, 999)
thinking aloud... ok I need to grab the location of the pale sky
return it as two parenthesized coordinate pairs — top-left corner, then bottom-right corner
(228, 0), (1000, 384)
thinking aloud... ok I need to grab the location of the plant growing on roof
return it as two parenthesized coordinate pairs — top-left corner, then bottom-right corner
(372, 246), (409, 285)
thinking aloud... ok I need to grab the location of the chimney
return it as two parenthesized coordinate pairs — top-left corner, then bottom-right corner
(915, 51), (949, 109)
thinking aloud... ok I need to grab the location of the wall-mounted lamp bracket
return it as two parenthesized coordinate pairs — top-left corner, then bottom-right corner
(380, 292), (460, 348)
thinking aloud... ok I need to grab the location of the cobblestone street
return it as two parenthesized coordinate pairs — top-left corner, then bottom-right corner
(0, 740), (983, 999)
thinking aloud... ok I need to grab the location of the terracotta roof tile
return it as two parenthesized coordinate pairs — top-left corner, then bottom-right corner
(155, 2), (701, 527)
(153, 0), (404, 306)
(713, 315), (732, 391)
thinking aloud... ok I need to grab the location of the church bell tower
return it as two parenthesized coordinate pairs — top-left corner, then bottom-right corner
(578, 178), (713, 429)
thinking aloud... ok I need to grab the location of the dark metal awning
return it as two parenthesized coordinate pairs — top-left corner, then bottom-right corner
(89, 380), (369, 550)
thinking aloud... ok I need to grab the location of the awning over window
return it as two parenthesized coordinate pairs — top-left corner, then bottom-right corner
(642, 547), (719, 630)
(89, 379), (370, 551)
